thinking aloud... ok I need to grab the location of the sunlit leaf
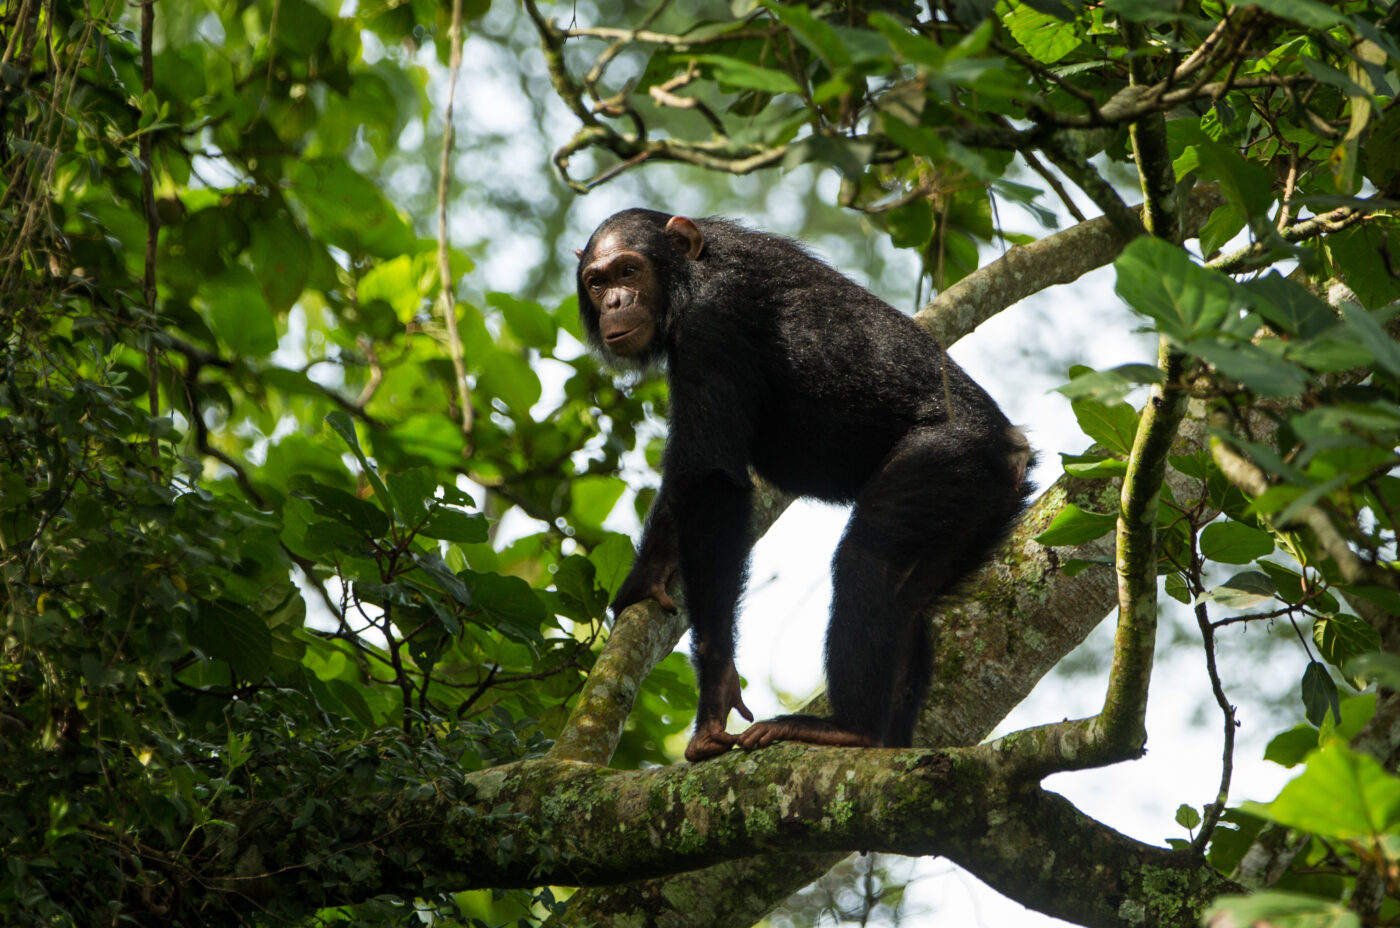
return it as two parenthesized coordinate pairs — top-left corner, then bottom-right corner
(1033, 503), (1116, 546)
(1199, 521), (1275, 564)
(1072, 397), (1140, 457)
(1249, 740), (1400, 839)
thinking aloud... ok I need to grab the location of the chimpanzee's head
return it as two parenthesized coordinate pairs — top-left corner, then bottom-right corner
(575, 209), (704, 365)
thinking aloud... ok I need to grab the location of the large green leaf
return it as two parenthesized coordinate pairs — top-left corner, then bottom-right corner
(1114, 237), (1239, 341)
(1199, 520), (1275, 564)
(1033, 503), (1116, 546)
(191, 600), (272, 681)
(1205, 892), (1360, 928)
(692, 55), (802, 94)
(1072, 397), (1140, 457)
(1249, 740), (1400, 840)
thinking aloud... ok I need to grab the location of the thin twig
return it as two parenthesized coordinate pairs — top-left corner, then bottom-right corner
(140, 0), (161, 464)
(436, 0), (473, 446)
(1191, 590), (1236, 853)
(563, 25), (779, 47)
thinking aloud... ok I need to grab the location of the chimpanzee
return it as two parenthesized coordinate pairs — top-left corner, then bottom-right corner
(577, 208), (1031, 763)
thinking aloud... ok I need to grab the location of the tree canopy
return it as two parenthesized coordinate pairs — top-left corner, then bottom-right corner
(2, 0), (1399, 926)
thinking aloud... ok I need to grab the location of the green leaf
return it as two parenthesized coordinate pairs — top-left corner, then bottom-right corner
(289, 158), (417, 258)
(324, 412), (393, 520)
(249, 212), (312, 314)
(886, 199), (934, 249)
(1033, 503), (1116, 547)
(1114, 237), (1239, 342)
(1004, 2), (1082, 63)
(879, 113), (947, 160)
(1345, 652), (1400, 690)
(1243, 272), (1337, 339)
(1301, 661), (1341, 727)
(385, 467), (437, 526)
(868, 13), (946, 69)
(469, 572), (548, 646)
(590, 534), (637, 601)
(1197, 204), (1245, 260)
(1072, 397), (1140, 457)
(419, 508), (489, 544)
(360, 254), (428, 322)
(1187, 340), (1310, 397)
(191, 600), (272, 680)
(1195, 142), (1274, 220)
(1054, 364), (1163, 404)
(412, 552), (474, 608)
(1175, 804), (1201, 829)
(203, 265), (277, 356)
(1252, 740), (1400, 840)
(1164, 571), (1191, 604)
(479, 351), (542, 415)
(1325, 225), (1400, 309)
(1312, 613), (1382, 678)
(317, 677), (377, 730)
(1200, 570), (1276, 609)
(1060, 453), (1129, 478)
(554, 555), (606, 618)
(1265, 725), (1319, 768)
(1247, 0), (1348, 29)
(761, 1), (851, 68)
(273, 0), (333, 55)
(692, 55), (802, 94)
(289, 474), (390, 537)
(1199, 520), (1275, 564)
(489, 291), (556, 350)
(571, 475), (626, 526)
(1338, 300), (1400, 377)
(1204, 892), (1360, 928)
(1104, 0), (1188, 22)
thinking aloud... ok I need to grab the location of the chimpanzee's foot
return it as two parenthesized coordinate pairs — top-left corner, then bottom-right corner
(685, 721), (740, 762)
(735, 715), (879, 751)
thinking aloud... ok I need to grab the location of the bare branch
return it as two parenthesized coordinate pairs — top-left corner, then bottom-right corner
(436, 0), (473, 445)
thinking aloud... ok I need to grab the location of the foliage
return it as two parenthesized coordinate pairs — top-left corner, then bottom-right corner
(0, 1), (685, 923)
(1, 0), (1399, 926)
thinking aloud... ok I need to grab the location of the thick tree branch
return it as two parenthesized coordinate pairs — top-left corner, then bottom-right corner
(990, 341), (1188, 781)
(915, 185), (1224, 345)
(1038, 132), (1145, 240)
(1122, 22), (1177, 240)
(549, 599), (684, 764)
(1102, 342), (1187, 743)
(218, 743), (1238, 926)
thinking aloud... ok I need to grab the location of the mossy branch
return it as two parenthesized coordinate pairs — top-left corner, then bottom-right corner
(990, 340), (1188, 779)
(215, 743), (1238, 927)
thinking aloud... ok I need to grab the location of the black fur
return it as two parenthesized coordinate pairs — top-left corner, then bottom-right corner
(579, 208), (1030, 757)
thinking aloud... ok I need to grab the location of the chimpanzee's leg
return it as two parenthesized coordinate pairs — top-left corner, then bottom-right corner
(881, 612), (931, 748)
(736, 424), (1025, 752)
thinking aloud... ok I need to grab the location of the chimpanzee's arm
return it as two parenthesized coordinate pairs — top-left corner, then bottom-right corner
(672, 471), (754, 762)
(611, 485), (681, 614)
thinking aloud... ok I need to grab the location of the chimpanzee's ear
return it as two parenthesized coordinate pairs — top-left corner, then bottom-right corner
(665, 216), (704, 261)
(574, 248), (584, 259)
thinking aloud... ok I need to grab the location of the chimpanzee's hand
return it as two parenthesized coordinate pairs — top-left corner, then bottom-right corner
(719, 658), (753, 724)
(684, 659), (752, 762)
(611, 554), (679, 614)
(685, 721), (737, 762)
